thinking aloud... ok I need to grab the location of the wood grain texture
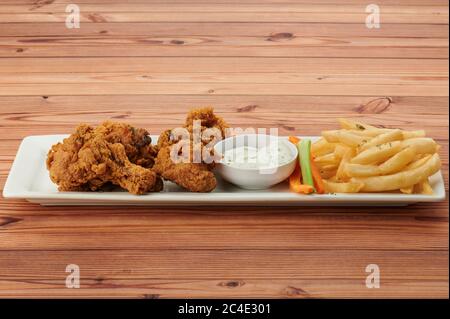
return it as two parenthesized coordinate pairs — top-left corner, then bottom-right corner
(0, 0), (448, 299)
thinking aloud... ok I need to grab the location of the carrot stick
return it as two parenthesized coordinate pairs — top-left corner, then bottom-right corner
(310, 158), (325, 194)
(289, 136), (300, 145)
(288, 136), (314, 194)
(289, 164), (314, 194)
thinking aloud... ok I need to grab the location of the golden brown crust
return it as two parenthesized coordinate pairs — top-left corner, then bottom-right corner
(153, 107), (227, 192)
(46, 122), (162, 195)
(47, 108), (227, 194)
(153, 147), (216, 192)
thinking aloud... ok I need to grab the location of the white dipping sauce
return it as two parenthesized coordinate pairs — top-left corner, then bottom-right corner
(222, 141), (292, 169)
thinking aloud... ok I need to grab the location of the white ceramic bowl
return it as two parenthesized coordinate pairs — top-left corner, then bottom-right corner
(214, 134), (298, 189)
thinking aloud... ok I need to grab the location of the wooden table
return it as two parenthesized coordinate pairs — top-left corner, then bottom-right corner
(0, 0), (448, 298)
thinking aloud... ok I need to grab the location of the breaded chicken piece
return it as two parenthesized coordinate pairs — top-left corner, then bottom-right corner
(94, 121), (158, 168)
(47, 122), (162, 195)
(184, 107), (228, 138)
(154, 146), (217, 192)
(153, 107), (228, 192)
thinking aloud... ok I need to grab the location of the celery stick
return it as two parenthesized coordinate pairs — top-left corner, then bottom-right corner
(297, 139), (315, 189)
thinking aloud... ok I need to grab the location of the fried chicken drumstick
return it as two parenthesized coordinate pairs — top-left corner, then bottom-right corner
(153, 107), (228, 192)
(47, 121), (162, 195)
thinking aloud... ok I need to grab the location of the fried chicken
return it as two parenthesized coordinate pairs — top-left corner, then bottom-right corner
(153, 107), (228, 192)
(46, 121), (162, 195)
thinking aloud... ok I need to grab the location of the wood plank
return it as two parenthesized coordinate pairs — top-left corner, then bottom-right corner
(0, 57), (447, 74)
(1, 95), (447, 114)
(2, 57), (447, 94)
(2, 22), (447, 38)
(0, 95), (447, 135)
(0, 206), (447, 251)
(0, 249), (447, 298)
(0, 279), (447, 298)
(0, 82), (447, 96)
(0, 11), (447, 24)
(2, 0), (449, 5)
(0, 36), (447, 59)
(2, 46), (448, 58)
(0, 72), (446, 86)
(2, 4), (448, 14)
(1, 249), (447, 279)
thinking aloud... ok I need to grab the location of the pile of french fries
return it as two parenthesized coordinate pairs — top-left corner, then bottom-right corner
(311, 118), (441, 194)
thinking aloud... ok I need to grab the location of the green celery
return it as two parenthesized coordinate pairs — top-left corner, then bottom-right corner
(297, 139), (315, 190)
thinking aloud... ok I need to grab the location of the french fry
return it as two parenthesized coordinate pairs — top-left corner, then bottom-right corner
(359, 129), (403, 152)
(401, 138), (438, 154)
(314, 153), (338, 165)
(315, 119), (441, 194)
(400, 186), (414, 194)
(338, 118), (380, 131)
(334, 143), (351, 159)
(319, 164), (340, 171)
(351, 141), (402, 165)
(326, 175), (339, 182)
(346, 147), (416, 177)
(345, 163), (380, 177)
(349, 129), (425, 139)
(321, 130), (341, 143)
(402, 130), (426, 139)
(323, 180), (365, 193)
(406, 154), (433, 170)
(350, 129), (385, 137)
(322, 130), (367, 148)
(336, 148), (355, 181)
(311, 138), (336, 157)
(351, 153), (441, 192)
(320, 169), (338, 180)
(418, 178), (434, 195)
(378, 146), (416, 175)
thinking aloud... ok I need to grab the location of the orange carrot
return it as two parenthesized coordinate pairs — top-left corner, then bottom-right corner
(288, 136), (313, 194)
(289, 164), (314, 194)
(289, 136), (300, 145)
(310, 155), (325, 194)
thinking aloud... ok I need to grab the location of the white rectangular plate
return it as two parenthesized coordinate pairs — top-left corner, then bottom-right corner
(3, 135), (446, 206)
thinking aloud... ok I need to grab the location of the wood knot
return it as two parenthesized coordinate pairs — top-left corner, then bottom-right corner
(42, 95), (49, 99)
(31, 0), (55, 10)
(16, 48), (25, 53)
(99, 30), (108, 34)
(284, 286), (310, 297)
(170, 39), (185, 45)
(355, 97), (392, 114)
(88, 13), (107, 23)
(207, 89), (215, 94)
(280, 124), (295, 131)
(218, 280), (245, 288)
(0, 216), (22, 227)
(267, 32), (294, 41)
(237, 105), (258, 112)
(111, 113), (130, 119)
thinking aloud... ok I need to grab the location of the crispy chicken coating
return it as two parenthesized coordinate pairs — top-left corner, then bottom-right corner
(153, 146), (217, 192)
(153, 107), (228, 192)
(47, 122), (162, 195)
